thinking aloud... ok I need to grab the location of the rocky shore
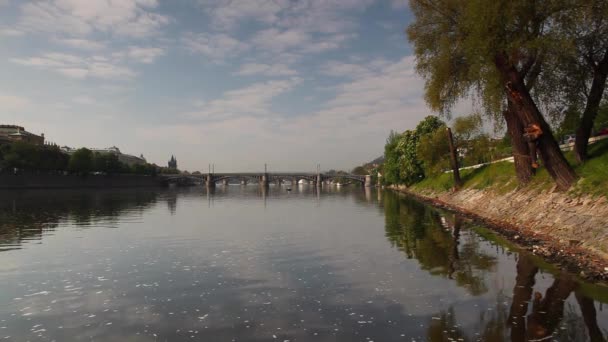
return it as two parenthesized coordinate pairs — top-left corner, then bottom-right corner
(389, 185), (608, 282)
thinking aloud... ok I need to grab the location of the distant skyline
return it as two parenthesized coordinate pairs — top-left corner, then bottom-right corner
(0, 0), (472, 172)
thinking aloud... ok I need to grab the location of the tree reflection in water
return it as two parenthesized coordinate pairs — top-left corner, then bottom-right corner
(0, 189), (159, 251)
(382, 190), (607, 341)
(383, 191), (496, 295)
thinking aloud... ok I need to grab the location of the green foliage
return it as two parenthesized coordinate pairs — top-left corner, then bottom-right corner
(382, 116), (447, 185)
(159, 167), (180, 175)
(93, 152), (126, 174)
(415, 115), (445, 135)
(594, 102), (608, 132)
(417, 129), (450, 177)
(68, 148), (94, 174)
(351, 166), (367, 175)
(412, 138), (608, 198)
(463, 134), (493, 166)
(0, 142), (68, 172)
(0, 142), (159, 176)
(396, 130), (424, 185)
(383, 131), (402, 185)
(570, 139), (608, 198)
(555, 107), (581, 141)
(453, 114), (482, 143)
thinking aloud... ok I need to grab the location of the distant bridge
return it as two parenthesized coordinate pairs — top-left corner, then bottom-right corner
(160, 172), (372, 187)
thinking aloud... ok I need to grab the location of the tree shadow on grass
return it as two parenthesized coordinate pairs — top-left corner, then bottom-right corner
(588, 139), (608, 159)
(460, 165), (488, 185)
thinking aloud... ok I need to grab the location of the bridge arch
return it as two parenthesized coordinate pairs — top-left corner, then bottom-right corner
(212, 175), (261, 184)
(323, 175), (366, 185)
(274, 175), (316, 184)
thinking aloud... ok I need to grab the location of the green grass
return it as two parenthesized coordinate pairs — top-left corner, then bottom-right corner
(573, 139), (608, 198)
(410, 139), (608, 198)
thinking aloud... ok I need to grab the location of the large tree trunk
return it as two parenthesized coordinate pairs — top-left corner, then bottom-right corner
(503, 100), (534, 185)
(527, 276), (576, 340)
(508, 255), (538, 342)
(495, 53), (577, 190)
(575, 52), (608, 163)
(575, 291), (605, 342)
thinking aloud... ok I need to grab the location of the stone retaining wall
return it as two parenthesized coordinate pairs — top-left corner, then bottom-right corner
(395, 185), (608, 258)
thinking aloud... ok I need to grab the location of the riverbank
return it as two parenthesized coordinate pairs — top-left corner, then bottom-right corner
(388, 183), (608, 282)
(0, 173), (162, 189)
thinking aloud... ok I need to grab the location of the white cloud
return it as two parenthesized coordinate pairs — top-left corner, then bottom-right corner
(321, 59), (391, 79)
(125, 46), (165, 63)
(234, 63), (297, 76)
(0, 28), (24, 36)
(186, 78), (301, 121)
(55, 38), (106, 51)
(198, 0), (288, 30)
(273, 56), (431, 153)
(11, 52), (136, 80)
(0, 93), (30, 111)
(199, 0), (374, 34)
(251, 28), (354, 55)
(252, 28), (309, 53)
(182, 32), (249, 62)
(16, 0), (169, 38)
(72, 95), (97, 105)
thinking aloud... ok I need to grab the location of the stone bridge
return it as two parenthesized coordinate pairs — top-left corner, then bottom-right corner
(161, 172), (372, 187)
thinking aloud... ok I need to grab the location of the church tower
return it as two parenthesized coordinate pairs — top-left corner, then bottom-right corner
(168, 155), (177, 170)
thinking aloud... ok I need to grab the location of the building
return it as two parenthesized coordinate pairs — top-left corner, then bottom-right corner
(168, 155), (177, 170)
(61, 146), (147, 166)
(0, 125), (45, 145)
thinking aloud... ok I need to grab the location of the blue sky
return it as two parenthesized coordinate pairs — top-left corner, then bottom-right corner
(0, 0), (470, 172)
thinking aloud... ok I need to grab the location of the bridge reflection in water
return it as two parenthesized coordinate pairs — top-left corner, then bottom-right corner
(0, 188), (606, 341)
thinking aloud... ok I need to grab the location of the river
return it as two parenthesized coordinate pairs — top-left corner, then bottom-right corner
(0, 186), (606, 341)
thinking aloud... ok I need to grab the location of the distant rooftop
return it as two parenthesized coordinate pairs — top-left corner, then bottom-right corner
(0, 125), (25, 130)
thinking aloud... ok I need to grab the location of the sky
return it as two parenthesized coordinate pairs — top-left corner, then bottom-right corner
(0, 0), (471, 172)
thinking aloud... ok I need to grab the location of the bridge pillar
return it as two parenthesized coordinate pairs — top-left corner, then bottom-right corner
(260, 173), (269, 188)
(241, 179), (247, 186)
(222, 179), (229, 186)
(206, 174), (215, 188)
(364, 175), (373, 187)
(316, 174), (322, 187)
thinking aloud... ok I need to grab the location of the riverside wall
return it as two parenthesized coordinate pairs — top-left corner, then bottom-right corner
(390, 185), (608, 281)
(0, 173), (163, 189)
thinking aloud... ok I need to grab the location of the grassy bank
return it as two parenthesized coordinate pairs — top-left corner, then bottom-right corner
(410, 139), (608, 198)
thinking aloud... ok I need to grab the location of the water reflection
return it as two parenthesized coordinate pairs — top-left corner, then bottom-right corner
(0, 187), (606, 341)
(383, 193), (497, 295)
(383, 190), (608, 341)
(0, 189), (159, 251)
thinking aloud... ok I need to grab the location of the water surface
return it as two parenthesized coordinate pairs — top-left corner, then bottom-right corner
(0, 186), (607, 341)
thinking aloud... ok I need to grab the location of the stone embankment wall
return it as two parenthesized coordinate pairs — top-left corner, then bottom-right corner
(391, 185), (608, 279)
(0, 174), (162, 189)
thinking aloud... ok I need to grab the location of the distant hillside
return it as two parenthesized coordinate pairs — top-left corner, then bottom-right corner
(368, 156), (384, 166)
(351, 155), (384, 174)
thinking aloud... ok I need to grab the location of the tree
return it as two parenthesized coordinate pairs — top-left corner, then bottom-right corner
(382, 116), (446, 186)
(68, 148), (93, 175)
(398, 116), (447, 185)
(453, 114), (483, 144)
(396, 130), (424, 185)
(554, 0), (608, 162)
(417, 128), (450, 176)
(383, 131), (402, 185)
(407, 0), (578, 189)
(351, 166), (367, 175)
